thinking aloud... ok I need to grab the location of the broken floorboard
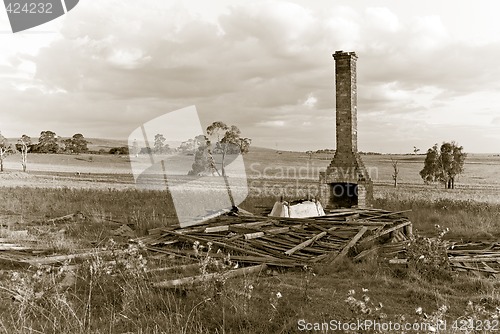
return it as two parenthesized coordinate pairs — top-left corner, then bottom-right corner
(138, 208), (413, 268)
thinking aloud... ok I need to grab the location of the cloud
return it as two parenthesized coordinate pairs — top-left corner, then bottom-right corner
(365, 7), (400, 33)
(1, 0), (500, 153)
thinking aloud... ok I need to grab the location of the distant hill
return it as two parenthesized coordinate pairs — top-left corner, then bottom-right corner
(84, 138), (128, 151)
(6, 136), (127, 151)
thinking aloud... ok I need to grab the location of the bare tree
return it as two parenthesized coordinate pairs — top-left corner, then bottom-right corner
(18, 135), (31, 172)
(391, 158), (399, 188)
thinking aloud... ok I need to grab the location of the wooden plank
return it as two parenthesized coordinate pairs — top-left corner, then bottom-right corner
(26, 249), (124, 266)
(164, 231), (274, 258)
(328, 227), (368, 264)
(284, 227), (338, 256)
(353, 246), (380, 262)
(388, 258), (408, 265)
(148, 263), (200, 274)
(204, 225), (229, 233)
(449, 257), (500, 263)
(363, 210), (412, 221)
(0, 244), (29, 251)
(345, 214), (360, 222)
(146, 247), (298, 266)
(46, 212), (84, 224)
(481, 262), (499, 276)
(153, 264), (267, 289)
(452, 262), (492, 274)
(244, 232), (265, 240)
(360, 221), (412, 244)
(265, 227), (290, 235)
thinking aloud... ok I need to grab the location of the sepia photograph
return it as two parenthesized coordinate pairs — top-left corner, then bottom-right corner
(1, 0), (500, 333)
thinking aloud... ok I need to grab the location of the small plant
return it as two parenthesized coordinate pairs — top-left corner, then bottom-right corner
(268, 291), (283, 322)
(345, 288), (385, 319)
(406, 224), (452, 281)
(192, 240), (236, 297)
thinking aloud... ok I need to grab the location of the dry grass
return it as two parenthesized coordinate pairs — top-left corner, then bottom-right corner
(0, 150), (499, 332)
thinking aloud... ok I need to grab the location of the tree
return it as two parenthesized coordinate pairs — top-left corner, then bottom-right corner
(61, 138), (73, 153)
(237, 137), (251, 155)
(62, 134), (89, 154)
(419, 142), (467, 189)
(154, 134), (168, 154)
(0, 132), (13, 172)
(36, 131), (59, 153)
(71, 134), (89, 153)
(420, 144), (440, 184)
(188, 135), (211, 176)
(206, 122), (250, 177)
(440, 142), (467, 189)
(206, 122), (252, 209)
(18, 135), (31, 172)
(391, 158), (399, 188)
(109, 147), (129, 155)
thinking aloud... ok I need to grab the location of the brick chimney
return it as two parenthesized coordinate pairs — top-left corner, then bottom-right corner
(318, 51), (373, 208)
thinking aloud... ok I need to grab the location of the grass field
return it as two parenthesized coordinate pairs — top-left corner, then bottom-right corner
(1, 148), (500, 333)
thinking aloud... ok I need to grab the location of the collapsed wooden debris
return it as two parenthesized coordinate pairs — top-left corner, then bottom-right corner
(447, 242), (500, 278)
(137, 208), (413, 269)
(387, 241), (500, 278)
(45, 211), (86, 224)
(5, 207), (500, 288)
(1, 208), (415, 289)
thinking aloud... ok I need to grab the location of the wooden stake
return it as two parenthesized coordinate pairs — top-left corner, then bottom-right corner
(329, 227), (368, 265)
(153, 264), (267, 289)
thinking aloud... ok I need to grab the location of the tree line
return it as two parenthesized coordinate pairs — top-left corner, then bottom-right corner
(0, 131), (91, 172)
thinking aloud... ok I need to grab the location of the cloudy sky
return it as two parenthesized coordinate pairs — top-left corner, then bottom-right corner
(1, 0), (500, 153)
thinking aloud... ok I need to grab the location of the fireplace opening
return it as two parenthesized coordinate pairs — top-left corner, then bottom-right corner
(330, 182), (358, 208)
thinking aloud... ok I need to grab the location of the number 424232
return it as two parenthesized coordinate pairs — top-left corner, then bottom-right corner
(452, 319), (499, 331)
(5, 3), (53, 14)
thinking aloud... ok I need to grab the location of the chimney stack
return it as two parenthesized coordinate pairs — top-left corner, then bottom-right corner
(318, 51), (373, 208)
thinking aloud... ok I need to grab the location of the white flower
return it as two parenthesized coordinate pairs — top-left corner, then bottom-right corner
(438, 305), (448, 313)
(348, 289), (355, 295)
(415, 307), (423, 315)
(362, 288), (369, 292)
(419, 255), (425, 260)
(276, 292), (282, 299)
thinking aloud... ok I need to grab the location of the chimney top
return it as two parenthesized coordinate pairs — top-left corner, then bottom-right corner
(333, 50), (357, 59)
